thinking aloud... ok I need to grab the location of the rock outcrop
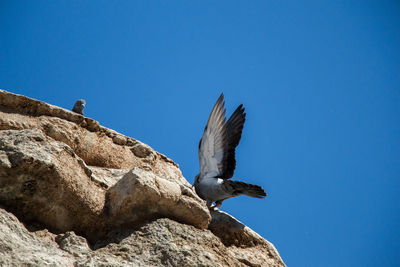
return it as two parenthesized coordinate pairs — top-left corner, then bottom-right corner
(0, 89), (285, 266)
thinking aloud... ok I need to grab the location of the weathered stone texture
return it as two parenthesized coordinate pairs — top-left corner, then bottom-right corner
(0, 89), (285, 266)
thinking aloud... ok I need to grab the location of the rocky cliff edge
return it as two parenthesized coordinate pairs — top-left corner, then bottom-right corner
(0, 89), (285, 266)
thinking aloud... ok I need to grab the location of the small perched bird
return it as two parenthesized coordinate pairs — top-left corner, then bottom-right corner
(72, 99), (86, 115)
(193, 93), (267, 209)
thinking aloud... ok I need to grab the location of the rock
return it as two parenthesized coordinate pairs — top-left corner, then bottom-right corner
(94, 218), (285, 267)
(32, 229), (58, 246)
(0, 89), (286, 266)
(0, 129), (106, 239)
(0, 207), (73, 266)
(0, 128), (208, 240)
(210, 210), (266, 247)
(56, 231), (91, 256)
(0, 207), (285, 267)
(89, 167), (130, 188)
(0, 89), (184, 176)
(56, 231), (94, 266)
(210, 210), (285, 266)
(130, 142), (155, 158)
(112, 134), (127, 145)
(107, 168), (210, 229)
(94, 218), (239, 267)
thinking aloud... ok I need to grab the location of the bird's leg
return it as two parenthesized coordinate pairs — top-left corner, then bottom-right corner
(209, 201), (222, 210)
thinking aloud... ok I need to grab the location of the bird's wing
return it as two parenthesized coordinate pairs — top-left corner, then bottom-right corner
(220, 104), (246, 179)
(198, 94), (228, 179)
(198, 93), (246, 180)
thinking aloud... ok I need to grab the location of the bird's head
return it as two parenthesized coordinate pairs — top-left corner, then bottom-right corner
(76, 99), (86, 108)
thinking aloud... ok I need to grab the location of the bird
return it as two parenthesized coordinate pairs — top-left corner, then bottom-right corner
(72, 99), (86, 115)
(193, 93), (267, 210)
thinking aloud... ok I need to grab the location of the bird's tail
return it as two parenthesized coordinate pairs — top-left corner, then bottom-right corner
(223, 180), (267, 199)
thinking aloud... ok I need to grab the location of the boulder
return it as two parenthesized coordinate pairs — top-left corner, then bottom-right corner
(0, 129), (106, 238)
(107, 168), (210, 229)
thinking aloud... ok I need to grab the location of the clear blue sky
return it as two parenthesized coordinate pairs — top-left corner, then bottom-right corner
(1, 1), (399, 266)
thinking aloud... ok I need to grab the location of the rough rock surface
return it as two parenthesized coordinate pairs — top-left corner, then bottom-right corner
(0, 128), (106, 239)
(0, 89), (285, 266)
(0, 207), (73, 266)
(107, 167), (209, 229)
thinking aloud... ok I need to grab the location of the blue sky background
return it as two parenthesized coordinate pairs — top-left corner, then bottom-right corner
(1, 1), (399, 266)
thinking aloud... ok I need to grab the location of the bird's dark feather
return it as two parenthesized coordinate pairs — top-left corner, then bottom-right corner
(198, 93), (246, 179)
(220, 104), (246, 179)
(222, 180), (267, 198)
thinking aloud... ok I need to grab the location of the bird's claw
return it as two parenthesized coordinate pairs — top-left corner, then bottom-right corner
(209, 203), (222, 210)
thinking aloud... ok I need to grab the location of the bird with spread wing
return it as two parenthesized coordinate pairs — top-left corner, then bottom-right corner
(193, 93), (267, 209)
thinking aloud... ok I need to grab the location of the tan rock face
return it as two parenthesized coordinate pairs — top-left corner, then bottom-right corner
(0, 89), (185, 180)
(0, 89), (285, 266)
(210, 210), (285, 267)
(0, 208), (73, 266)
(107, 168), (210, 229)
(0, 129), (106, 237)
(93, 218), (251, 267)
